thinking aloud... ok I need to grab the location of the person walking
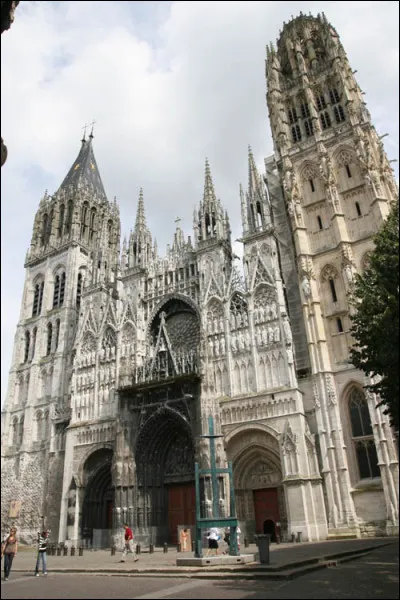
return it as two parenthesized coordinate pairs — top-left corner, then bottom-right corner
(1, 526), (18, 581)
(205, 527), (220, 557)
(34, 530), (49, 576)
(120, 524), (139, 563)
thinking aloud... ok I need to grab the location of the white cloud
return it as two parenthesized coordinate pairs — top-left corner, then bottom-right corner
(1, 0), (399, 405)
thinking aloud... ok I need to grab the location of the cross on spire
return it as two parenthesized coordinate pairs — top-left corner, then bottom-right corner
(81, 123), (89, 142)
(174, 216), (182, 226)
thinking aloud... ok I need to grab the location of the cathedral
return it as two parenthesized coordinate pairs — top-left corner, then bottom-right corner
(1, 13), (398, 547)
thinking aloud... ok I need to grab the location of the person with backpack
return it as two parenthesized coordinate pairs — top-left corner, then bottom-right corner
(1, 526), (18, 581)
(34, 530), (49, 576)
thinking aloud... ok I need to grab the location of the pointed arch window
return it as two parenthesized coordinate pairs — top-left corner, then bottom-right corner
(12, 417), (19, 446)
(53, 271), (66, 308)
(76, 272), (83, 311)
(65, 200), (73, 234)
(89, 208), (97, 241)
(24, 330), (30, 363)
(18, 416), (24, 446)
(31, 327), (37, 361)
(320, 111), (331, 130)
(58, 204), (65, 237)
(32, 280), (44, 317)
(41, 213), (48, 246)
(349, 388), (380, 479)
(81, 202), (89, 240)
(291, 124), (302, 142)
(54, 319), (61, 351)
(46, 322), (53, 356)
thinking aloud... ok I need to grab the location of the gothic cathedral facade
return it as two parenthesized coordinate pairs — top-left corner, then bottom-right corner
(1, 13), (398, 545)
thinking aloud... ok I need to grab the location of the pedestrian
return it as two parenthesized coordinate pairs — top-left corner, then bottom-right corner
(223, 528), (230, 555)
(1, 526), (18, 581)
(120, 524), (139, 563)
(34, 530), (49, 576)
(205, 527), (220, 557)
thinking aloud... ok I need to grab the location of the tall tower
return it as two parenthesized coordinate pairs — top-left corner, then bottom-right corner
(1, 131), (120, 540)
(265, 13), (399, 536)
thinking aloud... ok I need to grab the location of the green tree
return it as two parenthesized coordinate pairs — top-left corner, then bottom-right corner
(350, 198), (399, 430)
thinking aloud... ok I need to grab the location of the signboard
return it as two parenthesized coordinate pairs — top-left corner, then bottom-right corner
(9, 500), (21, 519)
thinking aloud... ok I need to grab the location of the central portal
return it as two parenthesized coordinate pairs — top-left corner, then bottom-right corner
(135, 404), (196, 543)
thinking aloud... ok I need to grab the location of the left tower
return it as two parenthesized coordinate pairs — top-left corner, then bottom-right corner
(1, 132), (120, 542)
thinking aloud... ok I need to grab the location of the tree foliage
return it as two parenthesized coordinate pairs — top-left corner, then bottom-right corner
(349, 198), (399, 430)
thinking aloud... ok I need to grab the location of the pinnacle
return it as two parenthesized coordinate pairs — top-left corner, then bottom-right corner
(135, 188), (147, 232)
(203, 157), (217, 207)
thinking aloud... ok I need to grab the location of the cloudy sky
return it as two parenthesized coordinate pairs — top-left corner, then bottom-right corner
(1, 0), (399, 405)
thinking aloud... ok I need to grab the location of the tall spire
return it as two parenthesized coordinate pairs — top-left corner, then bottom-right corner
(135, 188), (147, 232)
(241, 146), (271, 236)
(203, 158), (217, 209)
(248, 145), (260, 197)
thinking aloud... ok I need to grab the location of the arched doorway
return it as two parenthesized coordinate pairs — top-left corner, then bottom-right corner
(136, 407), (196, 544)
(263, 518), (276, 542)
(225, 428), (286, 541)
(81, 448), (113, 547)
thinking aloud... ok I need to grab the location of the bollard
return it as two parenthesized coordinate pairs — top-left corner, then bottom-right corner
(57, 545), (61, 556)
(70, 546), (75, 556)
(191, 540), (195, 552)
(291, 533), (296, 543)
(111, 545), (116, 556)
(177, 542), (181, 553)
(296, 531), (302, 543)
(136, 543), (141, 555)
(149, 543), (154, 554)
(276, 534), (281, 545)
(256, 534), (270, 564)
(163, 542), (168, 553)
(63, 545), (68, 556)
(244, 537), (249, 548)
(79, 546), (83, 556)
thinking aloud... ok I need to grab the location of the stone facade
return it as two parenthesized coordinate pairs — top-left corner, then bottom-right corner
(1, 13), (398, 546)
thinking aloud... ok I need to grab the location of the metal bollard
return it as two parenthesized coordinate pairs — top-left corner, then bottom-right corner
(79, 546), (84, 556)
(63, 545), (68, 556)
(163, 543), (168, 553)
(136, 543), (141, 555)
(149, 544), (154, 554)
(111, 545), (116, 556)
(191, 540), (195, 552)
(276, 534), (281, 545)
(57, 545), (61, 556)
(177, 542), (181, 553)
(70, 546), (75, 556)
(244, 537), (249, 548)
(296, 532), (302, 543)
(291, 533), (296, 543)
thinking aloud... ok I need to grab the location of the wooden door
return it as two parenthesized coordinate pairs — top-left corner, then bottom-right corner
(168, 484), (195, 544)
(253, 488), (279, 534)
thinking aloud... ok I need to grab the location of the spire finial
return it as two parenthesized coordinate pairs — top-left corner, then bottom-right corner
(89, 120), (96, 139)
(81, 123), (88, 143)
(203, 157), (217, 207)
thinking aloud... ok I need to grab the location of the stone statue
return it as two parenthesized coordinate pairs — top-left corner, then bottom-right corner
(208, 338), (214, 357)
(214, 337), (220, 357)
(274, 326), (280, 342)
(236, 312), (242, 328)
(301, 275), (311, 298)
(343, 263), (354, 285)
(262, 328), (268, 346)
(220, 335), (226, 355)
(231, 335), (237, 353)
(254, 307), (259, 324)
(243, 312), (248, 326)
(219, 315), (224, 333)
(283, 320), (293, 346)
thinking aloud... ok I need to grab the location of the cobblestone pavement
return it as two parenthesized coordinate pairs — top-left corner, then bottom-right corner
(1, 543), (398, 599)
(7, 537), (397, 575)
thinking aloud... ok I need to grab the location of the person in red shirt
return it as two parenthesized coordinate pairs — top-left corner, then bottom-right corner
(120, 524), (139, 563)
